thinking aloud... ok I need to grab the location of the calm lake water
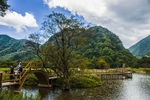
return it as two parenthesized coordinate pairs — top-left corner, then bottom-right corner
(7, 74), (150, 100)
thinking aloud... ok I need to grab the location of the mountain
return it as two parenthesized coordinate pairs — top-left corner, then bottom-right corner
(129, 35), (150, 58)
(48, 26), (136, 68)
(0, 26), (135, 67)
(0, 35), (35, 61)
(79, 26), (135, 67)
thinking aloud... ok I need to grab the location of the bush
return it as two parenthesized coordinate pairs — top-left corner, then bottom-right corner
(0, 60), (17, 68)
(71, 74), (102, 88)
(52, 74), (102, 88)
(52, 78), (63, 87)
(24, 74), (39, 86)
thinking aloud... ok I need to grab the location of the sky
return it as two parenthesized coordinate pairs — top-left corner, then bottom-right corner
(0, 0), (150, 48)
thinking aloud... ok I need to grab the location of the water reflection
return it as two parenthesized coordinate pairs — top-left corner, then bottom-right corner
(22, 74), (150, 100)
(120, 74), (150, 100)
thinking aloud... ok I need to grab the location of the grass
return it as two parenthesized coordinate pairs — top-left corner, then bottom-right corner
(52, 74), (102, 88)
(0, 68), (10, 71)
(127, 67), (150, 74)
(77, 68), (129, 75)
(0, 90), (42, 100)
(71, 74), (102, 88)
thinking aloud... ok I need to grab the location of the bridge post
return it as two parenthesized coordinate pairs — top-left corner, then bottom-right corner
(0, 72), (3, 88)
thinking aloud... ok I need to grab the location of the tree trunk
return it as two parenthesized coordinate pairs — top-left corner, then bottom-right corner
(62, 75), (70, 91)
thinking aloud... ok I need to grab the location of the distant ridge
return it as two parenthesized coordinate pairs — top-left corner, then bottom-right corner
(0, 34), (35, 61)
(129, 35), (150, 58)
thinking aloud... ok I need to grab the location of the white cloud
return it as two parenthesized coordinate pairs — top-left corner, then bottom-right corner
(44, 0), (150, 48)
(0, 10), (38, 32)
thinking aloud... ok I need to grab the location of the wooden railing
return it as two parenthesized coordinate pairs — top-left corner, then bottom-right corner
(0, 61), (42, 84)
(20, 61), (32, 81)
(0, 61), (54, 88)
(2, 73), (21, 82)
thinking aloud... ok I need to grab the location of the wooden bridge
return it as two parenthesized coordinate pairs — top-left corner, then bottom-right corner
(0, 61), (57, 92)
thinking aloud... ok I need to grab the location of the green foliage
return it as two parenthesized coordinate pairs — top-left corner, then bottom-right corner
(42, 12), (92, 90)
(0, 60), (17, 68)
(52, 78), (64, 87)
(24, 74), (39, 86)
(127, 67), (150, 74)
(52, 74), (102, 88)
(0, 35), (36, 61)
(0, 90), (42, 100)
(135, 56), (150, 68)
(0, 26), (137, 68)
(79, 26), (136, 68)
(0, 0), (9, 16)
(47, 25), (137, 68)
(96, 59), (110, 69)
(71, 74), (102, 88)
(0, 68), (10, 71)
(129, 35), (150, 58)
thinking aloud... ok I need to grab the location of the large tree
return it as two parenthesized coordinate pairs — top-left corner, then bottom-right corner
(25, 33), (45, 68)
(41, 12), (91, 90)
(0, 0), (9, 16)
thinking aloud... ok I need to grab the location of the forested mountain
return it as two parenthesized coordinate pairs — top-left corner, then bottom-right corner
(0, 35), (35, 61)
(79, 26), (136, 68)
(48, 26), (136, 68)
(129, 35), (150, 58)
(0, 26), (136, 68)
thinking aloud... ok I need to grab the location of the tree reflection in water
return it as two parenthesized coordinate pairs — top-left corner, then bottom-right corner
(20, 74), (150, 100)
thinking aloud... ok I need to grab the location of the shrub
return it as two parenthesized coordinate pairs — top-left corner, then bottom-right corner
(24, 74), (39, 86)
(52, 74), (102, 88)
(71, 74), (102, 88)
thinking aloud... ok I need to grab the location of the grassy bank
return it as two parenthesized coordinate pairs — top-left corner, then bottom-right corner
(0, 68), (10, 71)
(79, 68), (150, 74)
(53, 74), (102, 88)
(127, 68), (150, 74)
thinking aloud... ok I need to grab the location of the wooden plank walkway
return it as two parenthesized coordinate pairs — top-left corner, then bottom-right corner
(100, 72), (132, 80)
(1, 77), (58, 87)
(2, 82), (19, 87)
(49, 76), (58, 80)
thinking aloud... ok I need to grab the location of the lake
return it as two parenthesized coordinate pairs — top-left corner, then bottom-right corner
(8, 74), (150, 100)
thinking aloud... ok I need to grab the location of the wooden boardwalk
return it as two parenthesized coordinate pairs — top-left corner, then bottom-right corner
(1, 76), (58, 87)
(100, 72), (132, 80)
(2, 82), (19, 87)
(49, 76), (58, 80)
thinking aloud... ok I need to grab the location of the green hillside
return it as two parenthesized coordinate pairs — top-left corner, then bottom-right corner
(0, 35), (35, 61)
(129, 35), (150, 58)
(48, 26), (136, 68)
(79, 26), (135, 68)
